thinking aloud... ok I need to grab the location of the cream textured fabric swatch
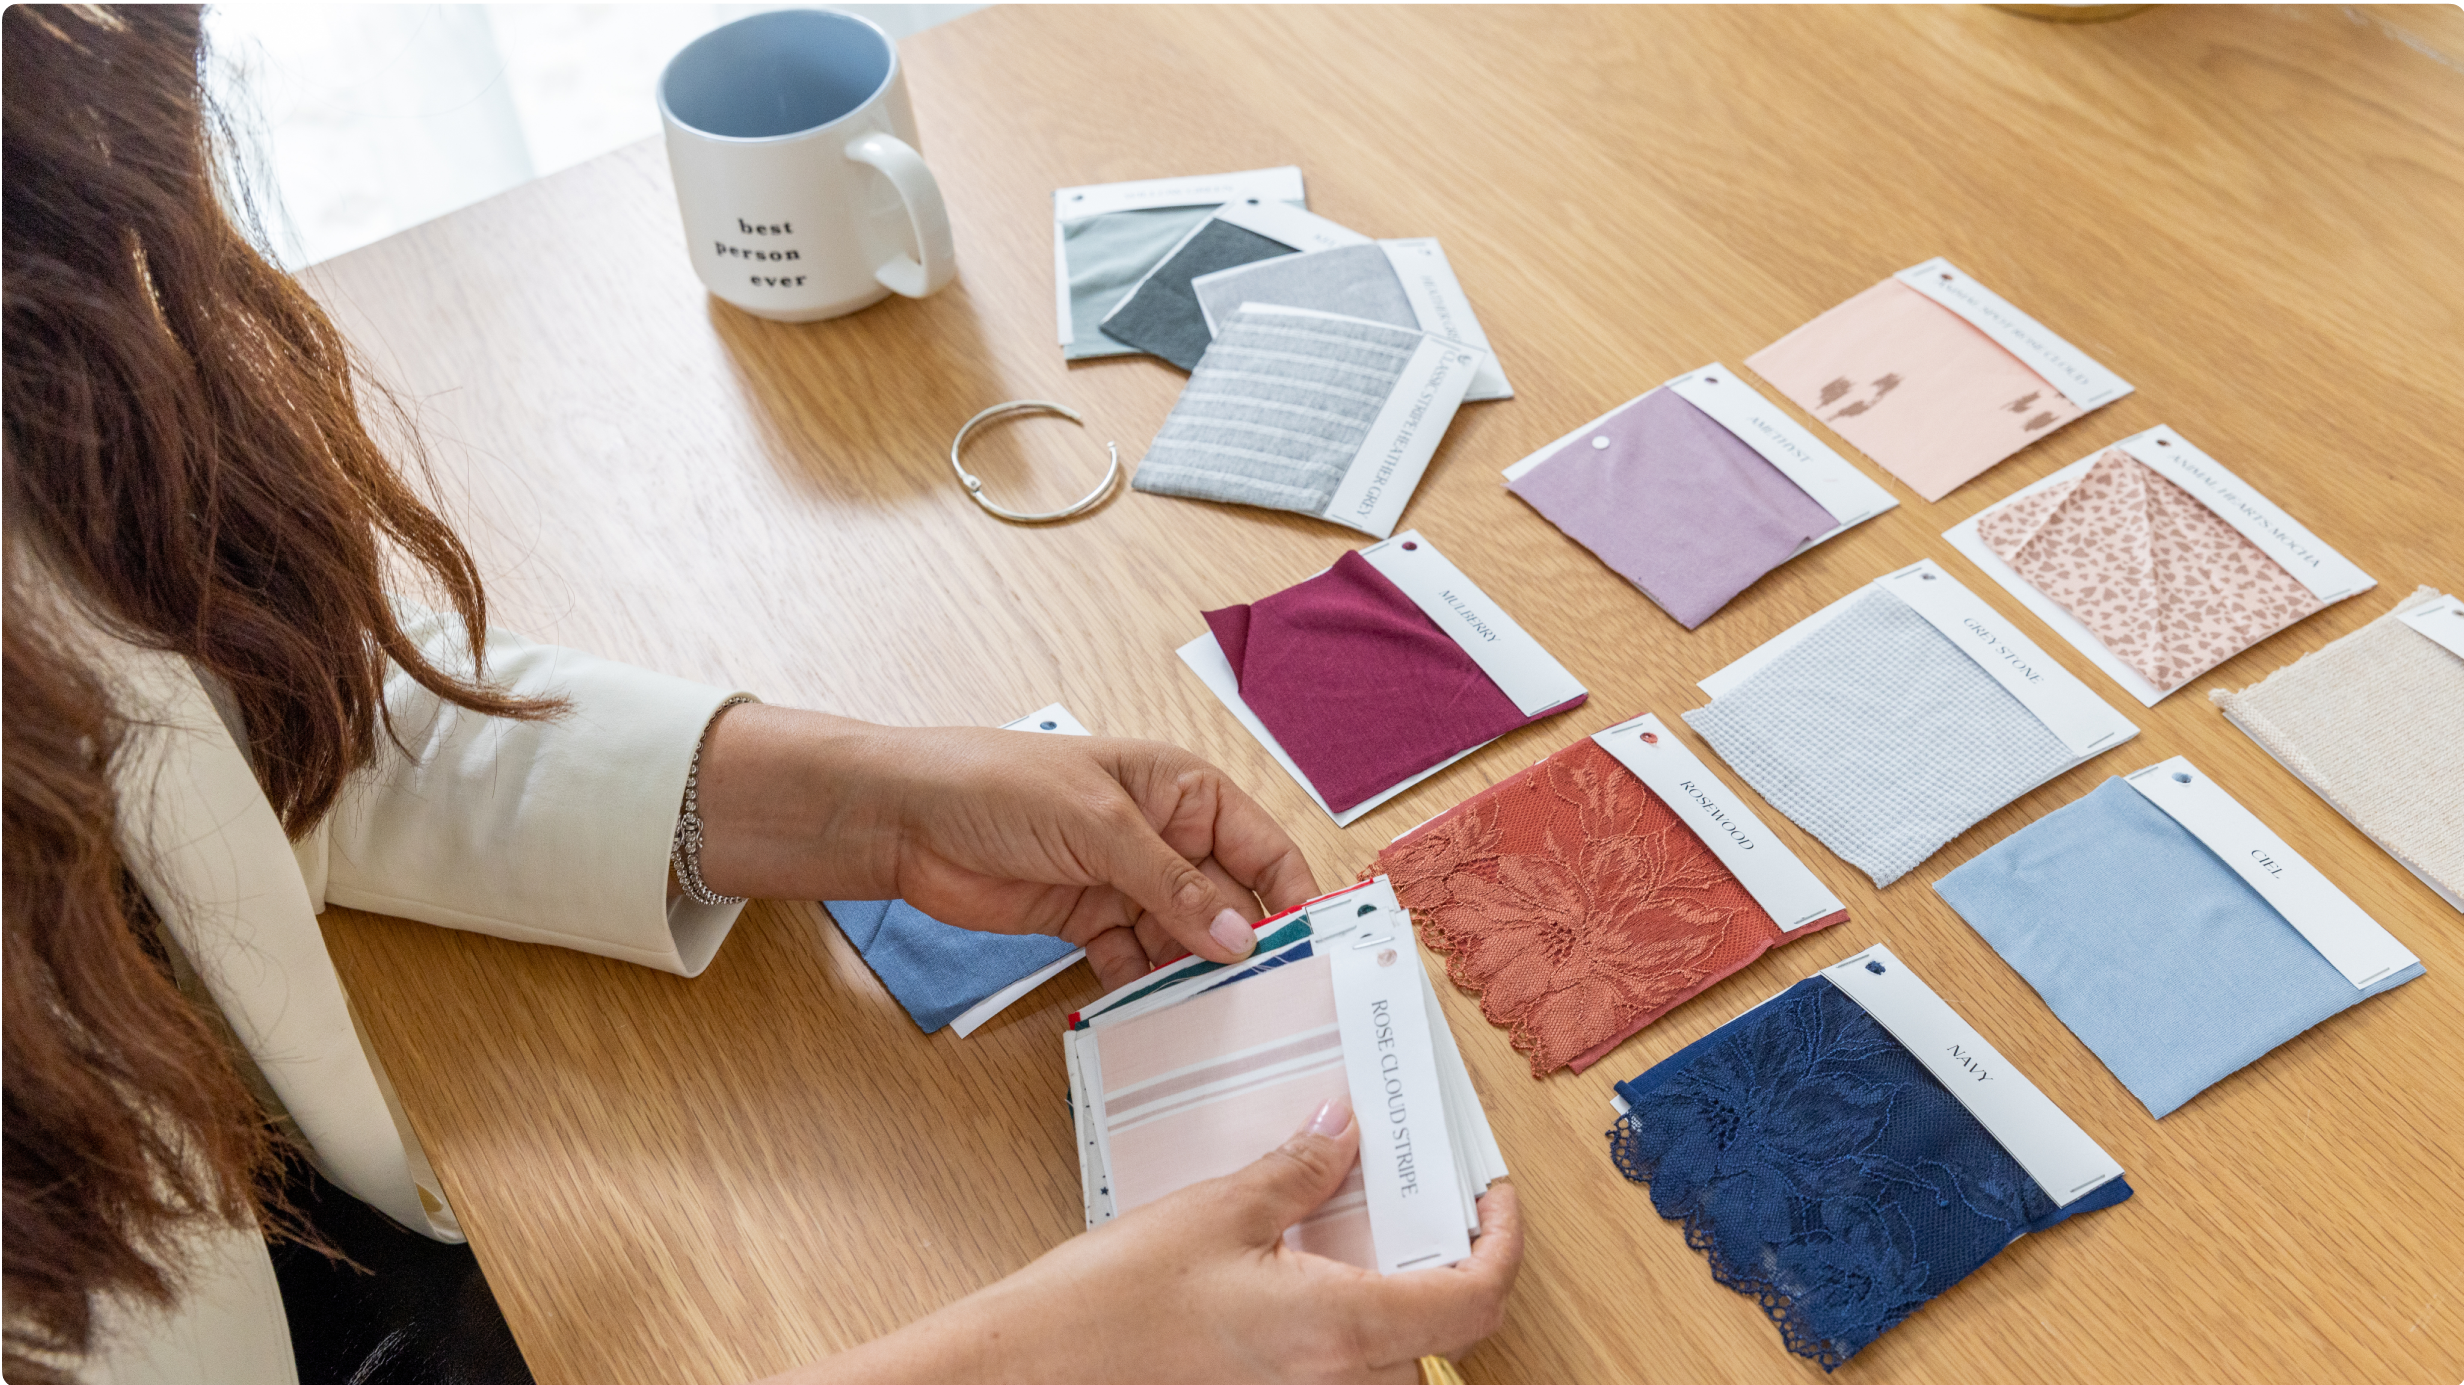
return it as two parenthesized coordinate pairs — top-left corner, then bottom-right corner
(2212, 586), (2464, 906)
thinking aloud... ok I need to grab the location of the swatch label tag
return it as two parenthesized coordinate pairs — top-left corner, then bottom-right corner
(1327, 877), (1472, 1273)
(2113, 426), (2374, 604)
(1054, 165), (1306, 222)
(999, 703), (1092, 737)
(1895, 257), (2132, 409)
(1592, 713), (1845, 931)
(1879, 560), (2139, 759)
(1380, 239), (1512, 400)
(2396, 592), (2464, 660)
(1212, 198), (1374, 254)
(1360, 530), (1586, 716)
(1662, 364), (1899, 534)
(1823, 945), (2125, 1207)
(2124, 758), (2419, 989)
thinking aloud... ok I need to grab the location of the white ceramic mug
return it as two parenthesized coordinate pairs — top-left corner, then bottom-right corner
(658, 9), (956, 322)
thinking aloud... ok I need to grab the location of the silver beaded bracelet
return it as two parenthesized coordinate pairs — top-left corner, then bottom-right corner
(672, 694), (756, 907)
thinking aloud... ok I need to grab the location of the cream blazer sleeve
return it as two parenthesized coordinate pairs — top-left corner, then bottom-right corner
(296, 608), (753, 976)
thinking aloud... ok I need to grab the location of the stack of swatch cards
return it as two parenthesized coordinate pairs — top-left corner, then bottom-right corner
(1374, 714), (1848, 1076)
(1053, 165), (1510, 537)
(1504, 364), (1898, 628)
(1947, 424), (2377, 705)
(1181, 530), (1588, 824)
(1749, 256), (2132, 501)
(1937, 758), (2423, 1118)
(1683, 559), (2139, 887)
(1609, 944), (2131, 1370)
(824, 705), (1094, 1036)
(1064, 877), (1508, 1274)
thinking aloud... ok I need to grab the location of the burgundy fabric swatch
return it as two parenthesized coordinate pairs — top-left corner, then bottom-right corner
(1509, 388), (1840, 629)
(1205, 551), (1585, 813)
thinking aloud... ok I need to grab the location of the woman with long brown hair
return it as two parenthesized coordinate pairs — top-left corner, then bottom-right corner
(1, 8), (1520, 1385)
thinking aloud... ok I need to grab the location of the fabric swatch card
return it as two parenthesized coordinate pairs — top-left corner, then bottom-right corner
(1748, 257), (2132, 501)
(1373, 718), (1846, 1076)
(1134, 305), (1484, 538)
(824, 704), (1093, 1035)
(1608, 946), (2131, 1372)
(2214, 585), (2464, 912)
(1066, 878), (1509, 1272)
(1685, 560), (2138, 887)
(1179, 531), (1587, 824)
(1502, 365), (1898, 628)
(1098, 199), (1370, 369)
(1053, 166), (1305, 359)
(1936, 767), (2423, 1118)
(1948, 426), (2374, 705)
(1193, 239), (1513, 400)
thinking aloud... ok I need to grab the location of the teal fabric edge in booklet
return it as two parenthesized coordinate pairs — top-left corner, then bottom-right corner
(1063, 876), (1507, 1274)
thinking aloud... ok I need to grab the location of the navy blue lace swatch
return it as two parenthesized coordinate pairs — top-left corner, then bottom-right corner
(1608, 977), (2131, 1370)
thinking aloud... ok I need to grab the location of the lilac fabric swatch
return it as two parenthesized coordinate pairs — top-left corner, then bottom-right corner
(1509, 389), (1838, 628)
(1206, 551), (1584, 813)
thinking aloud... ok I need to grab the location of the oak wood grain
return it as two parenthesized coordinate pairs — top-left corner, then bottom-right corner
(309, 7), (2464, 1383)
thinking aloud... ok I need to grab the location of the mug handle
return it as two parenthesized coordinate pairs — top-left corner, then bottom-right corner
(844, 131), (956, 299)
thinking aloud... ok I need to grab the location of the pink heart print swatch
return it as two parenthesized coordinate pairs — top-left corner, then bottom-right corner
(1748, 278), (2078, 501)
(1975, 449), (2324, 694)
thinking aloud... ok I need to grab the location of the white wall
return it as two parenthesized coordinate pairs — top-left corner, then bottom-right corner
(205, 4), (980, 267)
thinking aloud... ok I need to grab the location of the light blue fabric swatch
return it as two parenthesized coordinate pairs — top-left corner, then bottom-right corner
(826, 898), (1079, 1034)
(1935, 777), (2425, 1118)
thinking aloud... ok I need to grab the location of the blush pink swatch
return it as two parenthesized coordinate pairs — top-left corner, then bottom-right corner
(1977, 449), (2325, 694)
(1748, 278), (2078, 501)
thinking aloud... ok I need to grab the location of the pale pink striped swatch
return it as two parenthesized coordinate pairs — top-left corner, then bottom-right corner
(1094, 953), (1372, 1266)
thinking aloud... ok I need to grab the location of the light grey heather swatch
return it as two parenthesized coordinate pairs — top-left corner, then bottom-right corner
(1132, 309), (1423, 519)
(1682, 588), (2077, 887)
(1194, 245), (1417, 337)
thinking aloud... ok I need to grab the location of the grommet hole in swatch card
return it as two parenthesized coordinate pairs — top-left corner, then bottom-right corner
(1590, 712), (1845, 931)
(2395, 591), (2464, 659)
(2124, 757), (2420, 989)
(1893, 256), (2133, 410)
(1699, 559), (2139, 762)
(2113, 426), (2376, 604)
(1820, 945), (2125, 1207)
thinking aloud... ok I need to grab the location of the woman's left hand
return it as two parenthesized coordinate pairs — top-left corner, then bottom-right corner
(687, 705), (1319, 989)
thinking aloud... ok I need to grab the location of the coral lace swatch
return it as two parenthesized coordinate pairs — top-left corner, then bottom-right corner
(1748, 278), (2079, 501)
(1206, 551), (1583, 814)
(1609, 977), (2134, 1371)
(1372, 737), (1844, 1075)
(1977, 449), (2324, 694)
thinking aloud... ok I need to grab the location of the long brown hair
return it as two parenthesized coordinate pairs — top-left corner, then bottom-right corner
(4, 7), (555, 1377)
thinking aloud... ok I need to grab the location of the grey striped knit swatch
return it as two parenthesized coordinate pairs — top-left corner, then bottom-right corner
(1194, 245), (1417, 337)
(1132, 309), (1423, 520)
(1683, 588), (2078, 888)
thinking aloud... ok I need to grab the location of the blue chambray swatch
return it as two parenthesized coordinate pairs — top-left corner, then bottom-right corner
(1935, 776), (2424, 1118)
(825, 899), (1078, 1034)
(1609, 976), (2131, 1371)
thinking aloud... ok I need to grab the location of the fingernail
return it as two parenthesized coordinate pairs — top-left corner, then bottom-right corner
(1303, 1096), (1354, 1137)
(1209, 908), (1254, 958)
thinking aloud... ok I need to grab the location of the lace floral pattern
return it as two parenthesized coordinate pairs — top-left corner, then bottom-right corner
(1371, 738), (1842, 1076)
(1608, 977), (2131, 1370)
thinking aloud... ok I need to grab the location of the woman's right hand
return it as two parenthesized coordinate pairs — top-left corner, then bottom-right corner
(773, 1097), (1524, 1385)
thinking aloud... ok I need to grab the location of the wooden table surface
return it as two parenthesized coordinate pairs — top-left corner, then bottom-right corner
(307, 7), (2464, 1383)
